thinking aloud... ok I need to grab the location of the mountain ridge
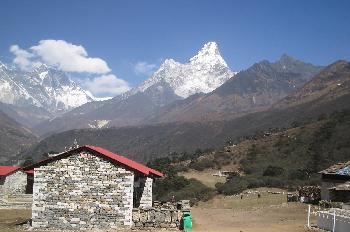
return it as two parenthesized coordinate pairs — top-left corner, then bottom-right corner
(125, 42), (235, 99)
(147, 54), (323, 123)
(33, 42), (236, 136)
(19, 59), (350, 164)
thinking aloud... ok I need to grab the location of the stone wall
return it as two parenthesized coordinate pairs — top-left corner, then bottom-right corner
(132, 208), (181, 229)
(32, 151), (134, 230)
(1, 171), (27, 195)
(134, 176), (153, 208)
(139, 177), (153, 208)
(0, 176), (5, 193)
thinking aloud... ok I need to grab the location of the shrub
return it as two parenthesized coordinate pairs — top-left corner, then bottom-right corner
(263, 165), (285, 177)
(216, 176), (248, 195)
(154, 176), (214, 205)
(244, 176), (266, 188)
(288, 169), (309, 180)
(262, 177), (285, 188)
(189, 158), (214, 171)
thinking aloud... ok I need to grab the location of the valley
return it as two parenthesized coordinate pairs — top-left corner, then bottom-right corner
(1, 2), (350, 232)
(1, 45), (350, 168)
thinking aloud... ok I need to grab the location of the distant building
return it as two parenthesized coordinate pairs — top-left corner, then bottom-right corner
(0, 166), (33, 195)
(319, 161), (350, 202)
(213, 170), (238, 178)
(26, 145), (163, 230)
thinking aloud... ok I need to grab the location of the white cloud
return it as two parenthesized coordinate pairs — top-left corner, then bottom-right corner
(10, 40), (110, 74)
(9, 45), (41, 71)
(9, 40), (133, 98)
(83, 74), (131, 97)
(134, 61), (157, 76)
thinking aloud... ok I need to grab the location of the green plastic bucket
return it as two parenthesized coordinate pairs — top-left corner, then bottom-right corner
(182, 211), (192, 231)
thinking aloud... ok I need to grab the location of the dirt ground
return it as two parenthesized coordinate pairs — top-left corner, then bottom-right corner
(191, 189), (313, 232)
(0, 209), (31, 232)
(0, 190), (314, 232)
(193, 201), (308, 231)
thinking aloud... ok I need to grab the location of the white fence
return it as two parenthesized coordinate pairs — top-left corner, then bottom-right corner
(307, 206), (350, 232)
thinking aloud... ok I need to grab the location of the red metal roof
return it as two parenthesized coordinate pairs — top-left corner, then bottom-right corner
(23, 145), (164, 178)
(0, 166), (19, 176)
(24, 170), (34, 174)
(148, 167), (165, 177)
(85, 145), (163, 177)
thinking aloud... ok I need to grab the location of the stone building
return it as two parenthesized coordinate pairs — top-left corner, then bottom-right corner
(0, 166), (33, 195)
(27, 145), (163, 230)
(319, 161), (350, 202)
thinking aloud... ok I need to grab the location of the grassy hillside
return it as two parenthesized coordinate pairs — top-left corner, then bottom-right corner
(149, 109), (350, 198)
(236, 109), (350, 189)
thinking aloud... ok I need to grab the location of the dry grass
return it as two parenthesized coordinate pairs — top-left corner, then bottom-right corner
(191, 204), (311, 232)
(198, 188), (288, 210)
(192, 189), (312, 232)
(179, 169), (226, 188)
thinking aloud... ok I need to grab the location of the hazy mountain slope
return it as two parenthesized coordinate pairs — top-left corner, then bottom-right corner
(274, 60), (350, 109)
(32, 82), (182, 136)
(149, 55), (322, 123)
(0, 102), (52, 128)
(21, 60), (350, 163)
(33, 42), (235, 136)
(0, 110), (37, 164)
(23, 92), (350, 163)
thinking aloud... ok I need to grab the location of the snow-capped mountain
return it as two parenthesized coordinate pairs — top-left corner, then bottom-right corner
(126, 42), (235, 99)
(0, 61), (94, 114)
(33, 42), (236, 135)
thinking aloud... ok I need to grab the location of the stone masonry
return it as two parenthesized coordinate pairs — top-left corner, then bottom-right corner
(2, 171), (27, 195)
(32, 151), (134, 230)
(139, 177), (153, 208)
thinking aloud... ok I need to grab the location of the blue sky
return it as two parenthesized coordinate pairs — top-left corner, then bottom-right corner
(1, 0), (350, 97)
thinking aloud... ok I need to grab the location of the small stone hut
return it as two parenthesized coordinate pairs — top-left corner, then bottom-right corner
(0, 166), (33, 195)
(28, 145), (163, 230)
(319, 161), (350, 202)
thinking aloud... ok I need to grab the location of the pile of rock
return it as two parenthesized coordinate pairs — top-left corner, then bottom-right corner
(132, 208), (181, 229)
(177, 200), (190, 210)
(132, 200), (191, 230)
(298, 185), (321, 203)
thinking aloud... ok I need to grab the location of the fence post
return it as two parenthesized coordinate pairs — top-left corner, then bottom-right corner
(307, 204), (311, 228)
(332, 210), (336, 232)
